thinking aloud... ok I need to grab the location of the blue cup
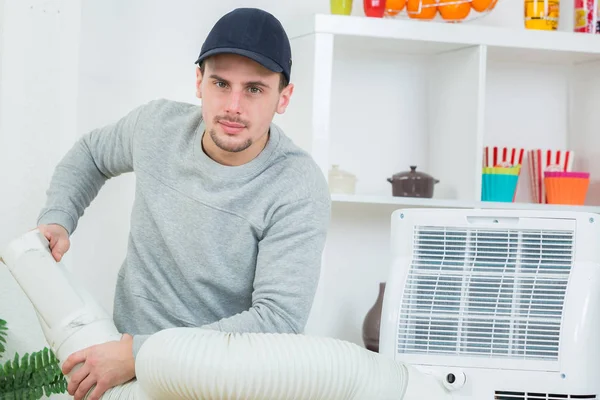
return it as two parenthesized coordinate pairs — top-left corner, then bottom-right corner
(481, 173), (519, 202)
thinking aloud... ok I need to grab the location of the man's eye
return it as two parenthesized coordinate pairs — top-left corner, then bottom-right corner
(248, 87), (261, 94)
(215, 81), (227, 88)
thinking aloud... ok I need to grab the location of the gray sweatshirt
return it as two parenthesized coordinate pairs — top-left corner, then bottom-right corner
(37, 99), (331, 357)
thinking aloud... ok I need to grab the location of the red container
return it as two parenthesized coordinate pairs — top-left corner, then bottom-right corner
(364, 0), (386, 17)
(574, 0), (599, 33)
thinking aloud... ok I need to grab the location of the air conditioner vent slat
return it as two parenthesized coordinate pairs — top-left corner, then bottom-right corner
(397, 225), (574, 362)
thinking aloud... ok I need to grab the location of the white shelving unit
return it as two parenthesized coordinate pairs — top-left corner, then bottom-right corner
(276, 13), (600, 211)
(331, 193), (600, 213)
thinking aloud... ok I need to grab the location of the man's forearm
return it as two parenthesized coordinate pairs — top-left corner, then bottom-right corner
(131, 302), (302, 359)
(132, 334), (152, 359)
(201, 301), (303, 334)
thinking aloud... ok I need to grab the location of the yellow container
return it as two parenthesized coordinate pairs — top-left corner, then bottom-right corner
(524, 0), (560, 30)
(331, 0), (353, 15)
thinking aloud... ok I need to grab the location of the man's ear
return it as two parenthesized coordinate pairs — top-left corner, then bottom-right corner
(276, 83), (294, 114)
(195, 66), (203, 99)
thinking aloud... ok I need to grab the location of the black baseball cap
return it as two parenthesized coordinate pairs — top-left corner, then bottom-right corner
(195, 8), (292, 83)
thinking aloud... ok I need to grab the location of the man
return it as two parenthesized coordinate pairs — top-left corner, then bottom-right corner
(36, 8), (331, 400)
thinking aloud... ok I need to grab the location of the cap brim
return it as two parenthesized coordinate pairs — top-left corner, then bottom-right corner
(195, 48), (283, 74)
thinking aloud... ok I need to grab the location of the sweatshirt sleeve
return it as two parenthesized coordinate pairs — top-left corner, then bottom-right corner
(37, 104), (146, 234)
(201, 196), (332, 334)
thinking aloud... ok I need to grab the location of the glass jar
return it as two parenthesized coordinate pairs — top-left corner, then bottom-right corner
(328, 165), (357, 195)
(524, 0), (560, 30)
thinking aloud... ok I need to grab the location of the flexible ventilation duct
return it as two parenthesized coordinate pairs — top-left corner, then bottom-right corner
(1, 230), (450, 400)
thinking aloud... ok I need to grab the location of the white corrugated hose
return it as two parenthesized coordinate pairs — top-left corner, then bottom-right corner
(1, 230), (450, 400)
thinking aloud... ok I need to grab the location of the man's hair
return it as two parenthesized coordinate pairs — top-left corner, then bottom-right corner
(198, 60), (289, 92)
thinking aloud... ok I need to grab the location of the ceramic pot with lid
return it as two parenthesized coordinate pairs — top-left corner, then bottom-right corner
(387, 166), (439, 198)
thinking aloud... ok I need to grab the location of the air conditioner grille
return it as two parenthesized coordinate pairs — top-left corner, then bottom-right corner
(494, 391), (595, 399)
(397, 226), (574, 361)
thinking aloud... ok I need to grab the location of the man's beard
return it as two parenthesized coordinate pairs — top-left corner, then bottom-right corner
(210, 115), (253, 153)
(209, 128), (253, 153)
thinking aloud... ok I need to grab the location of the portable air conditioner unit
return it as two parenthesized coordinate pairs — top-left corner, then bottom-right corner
(379, 208), (600, 400)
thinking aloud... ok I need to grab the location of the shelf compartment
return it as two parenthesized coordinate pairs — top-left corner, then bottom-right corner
(278, 14), (600, 208)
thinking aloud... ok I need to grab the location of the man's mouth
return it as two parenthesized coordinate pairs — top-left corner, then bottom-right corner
(218, 120), (245, 135)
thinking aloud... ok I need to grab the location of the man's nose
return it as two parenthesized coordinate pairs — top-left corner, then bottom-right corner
(226, 91), (242, 114)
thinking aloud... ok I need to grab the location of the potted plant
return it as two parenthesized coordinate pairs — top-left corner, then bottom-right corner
(0, 318), (67, 399)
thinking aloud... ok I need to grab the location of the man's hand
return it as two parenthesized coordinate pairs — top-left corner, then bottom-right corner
(37, 224), (70, 262)
(62, 334), (136, 400)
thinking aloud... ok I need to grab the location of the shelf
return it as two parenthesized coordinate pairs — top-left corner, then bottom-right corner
(279, 13), (600, 212)
(287, 14), (600, 64)
(331, 194), (600, 213)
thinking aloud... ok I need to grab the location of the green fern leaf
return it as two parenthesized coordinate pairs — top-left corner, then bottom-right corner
(4, 357), (14, 376)
(0, 347), (67, 399)
(12, 352), (25, 389)
(0, 319), (7, 356)
(20, 352), (30, 375)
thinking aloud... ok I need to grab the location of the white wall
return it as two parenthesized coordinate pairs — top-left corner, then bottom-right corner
(0, 1), (580, 394)
(0, 1), (80, 397)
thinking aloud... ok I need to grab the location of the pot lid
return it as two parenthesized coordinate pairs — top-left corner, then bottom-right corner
(390, 165), (436, 181)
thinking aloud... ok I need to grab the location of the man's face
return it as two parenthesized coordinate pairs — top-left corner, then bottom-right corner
(195, 53), (293, 156)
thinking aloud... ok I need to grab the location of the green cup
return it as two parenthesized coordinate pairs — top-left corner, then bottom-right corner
(331, 0), (353, 15)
